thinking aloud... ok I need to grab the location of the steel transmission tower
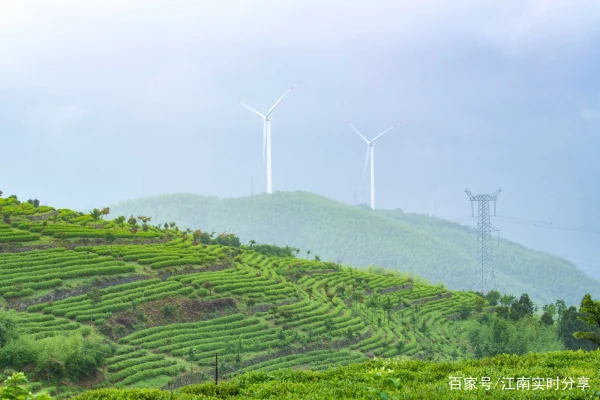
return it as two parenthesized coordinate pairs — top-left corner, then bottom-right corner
(465, 188), (501, 293)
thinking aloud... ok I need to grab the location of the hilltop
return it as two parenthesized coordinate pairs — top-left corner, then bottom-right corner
(108, 191), (600, 306)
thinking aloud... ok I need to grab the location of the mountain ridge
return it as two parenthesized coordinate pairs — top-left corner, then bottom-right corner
(108, 191), (600, 306)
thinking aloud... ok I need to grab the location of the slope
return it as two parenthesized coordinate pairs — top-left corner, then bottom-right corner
(73, 349), (600, 399)
(108, 191), (600, 306)
(0, 193), (486, 398)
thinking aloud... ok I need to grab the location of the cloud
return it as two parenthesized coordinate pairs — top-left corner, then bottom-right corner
(479, 0), (600, 53)
(18, 104), (88, 141)
(581, 95), (600, 125)
(1, 1), (598, 60)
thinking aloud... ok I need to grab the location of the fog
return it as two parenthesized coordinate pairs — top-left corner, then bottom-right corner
(1, 0), (599, 279)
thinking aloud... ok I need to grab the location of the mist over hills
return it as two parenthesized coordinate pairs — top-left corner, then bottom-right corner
(109, 191), (600, 307)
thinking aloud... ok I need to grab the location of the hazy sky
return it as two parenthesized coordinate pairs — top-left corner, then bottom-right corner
(2, 1), (599, 278)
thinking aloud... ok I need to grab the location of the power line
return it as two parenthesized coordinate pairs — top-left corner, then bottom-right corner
(457, 216), (600, 268)
(458, 215), (600, 235)
(495, 215), (600, 235)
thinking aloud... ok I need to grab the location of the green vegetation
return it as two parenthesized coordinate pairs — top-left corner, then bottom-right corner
(73, 349), (600, 398)
(108, 191), (600, 306)
(0, 192), (599, 398)
(0, 372), (52, 399)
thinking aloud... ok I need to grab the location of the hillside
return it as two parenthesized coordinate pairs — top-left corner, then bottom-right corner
(108, 191), (600, 306)
(0, 193), (492, 398)
(72, 349), (600, 399)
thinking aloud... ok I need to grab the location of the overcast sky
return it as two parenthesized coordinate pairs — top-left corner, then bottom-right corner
(1, 0), (599, 279)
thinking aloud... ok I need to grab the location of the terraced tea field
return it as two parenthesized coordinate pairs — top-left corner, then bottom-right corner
(0, 195), (484, 398)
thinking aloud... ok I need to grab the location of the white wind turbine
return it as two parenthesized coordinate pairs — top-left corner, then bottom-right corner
(238, 81), (299, 194)
(348, 120), (400, 210)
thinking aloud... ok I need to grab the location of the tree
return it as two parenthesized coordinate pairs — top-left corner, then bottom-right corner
(382, 297), (393, 325)
(509, 294), (534, 321)
(543, 303), (557, 318)
(127, 215), (137, 225)
(32, 199), (40, 208)
(574, 294), (600, 346)
(558, 306), (599, 350)
(86, 288), (102, 324)
(541, 303), (557, 326)
(349, 289), (360, 310)
(499, 294), (516, 307)
(100, 207), (110, 219)
(105, 231), (116, 252)
(248, 239), (256, 248)
(187, 347), (196, 375)
(314, 255), (321, 262)
(324, 317), (334, 334)
(459, 305), (472, 320)
(495, 305), (510, 319)
(485, 290), (501, 306)
(89, 208), (102, 222)
(164, 223), (169, 230)
(541, 311), (554, 326)
(0, 314), (17, 347)
(114, 216), (126, 228)
(555, 300), (567, 322)
(193, 230), (201, 242)
(474, 296), (486, 312)
(137, 216), (151, 231)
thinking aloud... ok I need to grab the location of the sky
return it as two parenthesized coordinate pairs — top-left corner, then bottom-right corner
(1, 0), (599, 279)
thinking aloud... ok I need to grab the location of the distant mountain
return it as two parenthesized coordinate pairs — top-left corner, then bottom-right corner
(109, 191), (600, 306)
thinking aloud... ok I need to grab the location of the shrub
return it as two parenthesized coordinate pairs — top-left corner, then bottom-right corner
(162, 304), (175, 319)
(0, 373), (52, 400)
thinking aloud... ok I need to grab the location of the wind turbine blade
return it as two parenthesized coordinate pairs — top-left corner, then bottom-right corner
(347, 120), (369, 143)
(238, 99), (265, 119)
(362, 145), (370, 186)
(371, 122), (401, 143)
(265, 81), (299, 117)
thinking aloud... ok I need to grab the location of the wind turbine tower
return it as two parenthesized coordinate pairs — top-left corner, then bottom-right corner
(348, 120), (400, 210)
(238, 81), (299, 194)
